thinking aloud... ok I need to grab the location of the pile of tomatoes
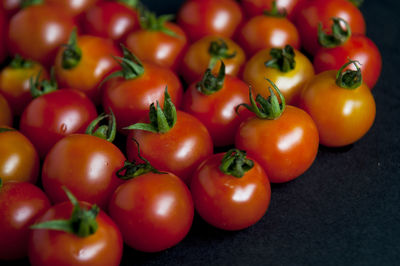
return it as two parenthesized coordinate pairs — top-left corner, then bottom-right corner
(0, 0), (381, 265)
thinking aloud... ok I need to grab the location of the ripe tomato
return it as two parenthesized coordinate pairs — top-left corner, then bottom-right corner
(109, 171), (194, 252)
(1, 0), (21, 18)
(0, 94), (12, 126)
(7, 4), (76, 66)
(241, 0), (306, 22)
(29, 195), (123, 266)
(0, 56), (49, 116)
(20, 89), (97, 159)
(243, 45), (314, 105)
(299, 61), (376, 147)
(0, 181), (51, 260)
(0, 127), (39, 183)
(54, 32), (121, 104)
(0, 9), (7, 64)
(180, 35), (246, 84)
(295, 0), (366, 55)
(235, 8), (300, 57)
(177, 0), (243, 42)
(82, 1), (140, 43)
(190, 150), (271, 230)
(235, 81), (319, 183)
(46, 0), (100, 17)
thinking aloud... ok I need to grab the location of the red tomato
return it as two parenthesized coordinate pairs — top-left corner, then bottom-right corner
(0, 127), (39, 183)
(177, 0), (244, 42)
(29, 200), (123, 266)
(0, 181), (51, 260)
(20, 89), (98, 158)
(82, 1), (140, 43)
(1, 0), (21, 18)
(54, 33), (121, 104)
(46, 0), (101, 17)
(109, 171), (194, 252)
(7, 4), (76, 67)
(0, 9), (7, 64)
(0, 94), (12, 126)
(190, 150), (271, 230)
(241, 0), (306, 21)
(295, 0), (366, 55)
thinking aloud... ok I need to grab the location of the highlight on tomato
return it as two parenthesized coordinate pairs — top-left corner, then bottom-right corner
(241, 0), (306, 22)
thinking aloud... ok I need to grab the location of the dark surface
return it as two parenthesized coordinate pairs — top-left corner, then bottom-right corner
(3, 0), (400, 265)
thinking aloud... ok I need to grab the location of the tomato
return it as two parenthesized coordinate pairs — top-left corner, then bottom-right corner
(46, 0), (101, 17)
(1, 0), (21, 18)
(82, 1), (140, 43)
(29, 195), (123, 266)
(299, 60), (376, 147)
(0, 127), (39, 183)
(124, 12), (188, 72)
(0, 56), (49, 116)
(180, 35), (246, 84)
(182, 64), (251, 147)
(177, 0), (244, 42)
(0, 9), (7, 64)
(0, 94), (12, 126)
(295, 0), (366, 55)
(20, 89), (98, 159)
(54, 32), (121, 104)
(235, 81), (319, 183)
(190, 150), (271, 230)
(243, 45), (314, 105)
(241, 0), (306, 22)
(235, 11), (300, 57)
(7, 4), (76, 67)
(109, 170), (194, 252)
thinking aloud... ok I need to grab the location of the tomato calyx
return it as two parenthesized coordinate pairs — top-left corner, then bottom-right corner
(348, 0), (364, 7)
(196, 61), (226, 95)
(336, 59), (363, 89)
(61, 29), (82, 70)
(10, 54), (34, 69)
(30, 68), (58, 98)
(318, 17), (352, 48)
(21, 0), (43, 8)
(124, 88), (177, 133)
(0, 128), (15, 133)
(118, 0), (140, 8)
(208, 39), (237, 69)
(85, 111), (117, 142)
(264, 45), (296, 73)
(0, 178), (2, 189)
(263, 0), (286, 18)
(139, 9), (178, 38)
(236, 79), (286, 119)
(219, 149), (254, 178)
(31, 187), (99, 238)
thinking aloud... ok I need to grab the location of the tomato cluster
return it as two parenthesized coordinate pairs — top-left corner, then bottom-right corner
(0, 0), (381, 264)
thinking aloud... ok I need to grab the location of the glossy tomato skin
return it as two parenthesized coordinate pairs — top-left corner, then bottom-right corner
(0, 127), (39, 183)
(20, 90), (98, 159)
(190, 153), (271, 230)
(108, 172), (194, 252)
(299, 71), (376, 147)
(0, 181), (51, 260)
(0, 61), (48, 116)
(126, 111), (213, 184)
(102, 62), (183, 132)
(0, 94), (12, 126)
(243, 48), (314, 105)
(7, 5), (76, 67)
(177, 0), (243, 42)
(82, 1), (139, 43)
(235, 14), (300, 57)
(182, 75), (251, 147)
(313, 35), (382, 89)
(125, 22), (188, 72)
(241, 0), (306, 21)
(42, 134), (126, 210)
(54, 35), (121, 104)
(235, 106), (319, 183)
(295, 0), (366, 56)
(46, 0), (101, 17)
(28, 201), (123, 266)
(180, 35), (246, 84)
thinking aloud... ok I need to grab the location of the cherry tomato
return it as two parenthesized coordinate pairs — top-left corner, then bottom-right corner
(46, 0), (101, 17)
(299, 61), (376, 147)
(180, 35), (246, 84)
(1, 0), (21, 18)
(243, 46), (314, 105)
(20, 89), (98, 158)
(0, 127), (39, 183)
(190, 150), (271, 230)
(177, 0), (244, 42)
(0, 94), (12, 126)
(241, 0), (306, 22)
(0, 181), (51, 260)
(54, 33), (121, 104)
(109, 171), (194, 252)
(0, 9), (7, 64)
(29, 200), (123, 266)
(7, 4), (76, 67)
(295, 0), (366, 55)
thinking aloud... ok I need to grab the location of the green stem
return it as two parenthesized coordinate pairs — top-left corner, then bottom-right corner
(85, 110), (117, 142)
(196, 61), (226, 95)
(139, 9), (178, 38)
(208, 39), (236, 69)
(30, 68), (58, 98)
(118, 0), (139, 8)
(0, 178), (2, 189)
(21, 0), (43, 8)
(10, 55), (34, 69)
(336, 59), (363, 89)
(263, 0), (286, 17)
(318, 17), (351, 48)
(0, 128), (15, 133)
(61, 28), (82, 69)
(219, 149), (254, 178)
(348, 0), (363, 7)
(265, 45), (296, 73)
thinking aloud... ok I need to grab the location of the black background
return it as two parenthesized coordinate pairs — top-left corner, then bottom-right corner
(5, 0), (400, 265)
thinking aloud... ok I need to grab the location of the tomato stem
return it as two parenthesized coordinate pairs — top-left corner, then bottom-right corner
(0, 128), (15, 133)
(348, 0), (364, 7)
(264, 45), (296, 73)
(20, 0), (43, 8)
(263, 0), (286, 17)
(336, 59), (363, 89)
(10, 54), (34, 69)
(0, 178), (2, 189)
(30, 68), (58, 98)
(318, 17), (351, 48)
(118, 0), (139, 8)
(86, 110), (117, 142)
(139, 9), (178, 38)
(208, 39), (236, 69)
(219, 149), (254, 178)
(196, 61), (226, 95)
(61, 28), (82, 69)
